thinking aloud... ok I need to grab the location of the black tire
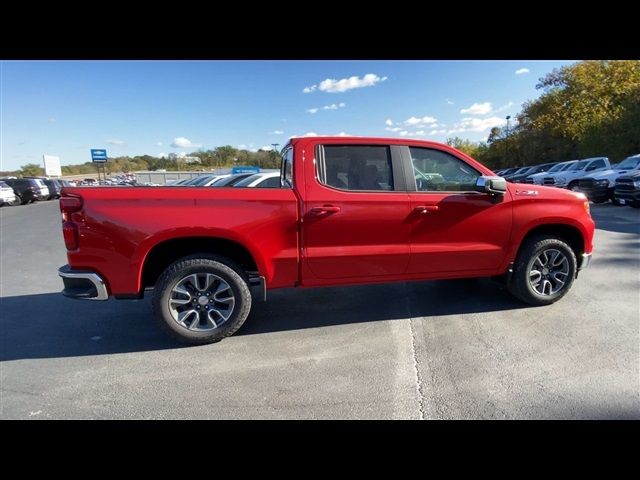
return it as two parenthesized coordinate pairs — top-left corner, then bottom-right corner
(591, 197), (608, 204)
(152, 255), (252, 345)
(630, 201), (640, 209)
(507, 235), (577, 306)
(611, 198), (622, 206)
(568, 182), (580, 192)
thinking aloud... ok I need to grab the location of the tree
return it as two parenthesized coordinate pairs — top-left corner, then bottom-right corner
(20, 163), (44, 177)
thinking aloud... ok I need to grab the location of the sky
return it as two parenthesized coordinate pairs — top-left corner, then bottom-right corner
(1, 60), (574, 171)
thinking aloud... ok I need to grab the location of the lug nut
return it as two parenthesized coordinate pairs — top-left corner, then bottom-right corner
(206, 292), (210, 296)
(209, 299), (213, 303)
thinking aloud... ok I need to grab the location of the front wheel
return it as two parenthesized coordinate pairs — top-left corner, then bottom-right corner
(508, 236), (577, 306)
(152, 255), (252, 345)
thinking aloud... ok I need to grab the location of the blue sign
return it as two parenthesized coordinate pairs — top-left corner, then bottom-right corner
(232, 166), (260, 174)
(91, 149), (108, 162)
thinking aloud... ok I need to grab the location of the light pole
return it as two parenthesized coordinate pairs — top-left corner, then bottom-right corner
(505, 115), (511, 166)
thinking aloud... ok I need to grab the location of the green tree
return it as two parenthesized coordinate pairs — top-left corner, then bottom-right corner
(20, 163), (44, 177)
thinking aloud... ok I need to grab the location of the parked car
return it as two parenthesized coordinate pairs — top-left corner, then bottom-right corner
(0, 178), (49, 204)
(0, 180), (18, 206)
(507, 162), (558, 183)
(576, 154), (640, 203)
(613, 171), (640, 207)
(497, 167), (519, 177)
(525, 160), (579, 185)
(541, 157), (610, 189)
(502, 166), (533, 180)
(233, 172), (282, 188)
(57, 136), (595, 345)
(210, 173), (255, 187)
(42, 179), (63, 199)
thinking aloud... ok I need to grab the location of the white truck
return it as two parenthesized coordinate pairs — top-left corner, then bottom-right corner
(576, 154), (640, 203)
(540, 157), (610, 190)
(525, 160), (578, 185)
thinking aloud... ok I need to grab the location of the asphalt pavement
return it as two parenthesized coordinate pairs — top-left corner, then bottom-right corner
(1, 200), (638, 419)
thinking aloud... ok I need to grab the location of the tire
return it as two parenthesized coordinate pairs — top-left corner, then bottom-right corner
(630, 201), (640, 209)
(152, 255), (252, 345)
(507, 235), (577, 306)
(611, 198), (622, 206)
(568, 182), (580, 192)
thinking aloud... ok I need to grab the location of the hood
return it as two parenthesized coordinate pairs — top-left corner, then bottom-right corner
(584, 168), (638, 180)
(619, 171), (640, 181)
(508, 183), (587, 202)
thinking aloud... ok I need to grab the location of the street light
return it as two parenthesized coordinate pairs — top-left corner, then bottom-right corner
(505, 115), (511, 166)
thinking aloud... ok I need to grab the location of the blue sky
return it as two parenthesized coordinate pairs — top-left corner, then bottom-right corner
(1, 60), (573, 170)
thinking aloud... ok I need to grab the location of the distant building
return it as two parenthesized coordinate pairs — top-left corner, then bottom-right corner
(167, 152), (201, 164)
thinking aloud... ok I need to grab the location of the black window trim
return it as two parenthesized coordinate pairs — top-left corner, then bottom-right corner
(280, 143), (293, 188)
(315, 144), (408, 193)
(400, 145), (484, 194)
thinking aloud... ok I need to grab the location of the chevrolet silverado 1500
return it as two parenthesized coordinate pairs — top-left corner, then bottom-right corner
(58, 137), (595, 344)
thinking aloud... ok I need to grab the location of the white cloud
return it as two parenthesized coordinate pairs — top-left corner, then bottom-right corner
(336, 132), (350, 136)
(260, 145), (274, 151)
(446, 99), (454, 105)
(429, 129), (447, 135)
(515, 68), (530, 75)
(448, 116), (507, 134)
(495, 101), (514, 113)
(171, 137), (202, 148)
(399, 130), (410, 136)
(323, 103), (343, 110)
(385, 118), (394, 126)
(238, 144), (247, 149)
(306, 108), (319, 114)
(303, 132), (319, 137)
(404, 115), (437, 126)
(269, 130), (284, 135)
(315, 73), (387, 93)
(414, 130), (426, 136)
(158, 152), (167, 158)
(303, 85), (317, 93)
(156, 141), (163, 146)
(107, 139), (124, 145)
(460, 102), (492, 115)
(385, 126), (402, 132)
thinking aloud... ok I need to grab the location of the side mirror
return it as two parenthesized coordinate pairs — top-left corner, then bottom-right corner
(476, 175), (507, 195)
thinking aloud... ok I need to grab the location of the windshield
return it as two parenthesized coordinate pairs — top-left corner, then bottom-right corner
(617, 156), (640, 170)
(568, 160), (589, 171)
(212, 174), (253, 187)
(234, 174), (264, 187)
(190, 176), (215, 186)
(34, 179), (47, 188)
(548, 162), (570, 172)
(514, 167), (529, 174)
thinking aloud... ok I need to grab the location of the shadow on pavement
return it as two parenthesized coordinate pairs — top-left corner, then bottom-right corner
(591, 204), (640, 235)
(0, 278), (527, 361)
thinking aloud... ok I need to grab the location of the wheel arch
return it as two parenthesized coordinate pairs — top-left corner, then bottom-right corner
(137, 233), (265, 293)
(516, 223), (585, 261)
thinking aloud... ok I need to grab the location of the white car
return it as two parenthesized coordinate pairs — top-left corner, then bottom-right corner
(540, 157), (610, 189)
(233, 172), (282, 188)
(526, 160), (579, 185)
(0, 180), (17, 205)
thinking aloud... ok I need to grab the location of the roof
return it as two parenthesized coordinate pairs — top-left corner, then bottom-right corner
(289, 136), (450, 147)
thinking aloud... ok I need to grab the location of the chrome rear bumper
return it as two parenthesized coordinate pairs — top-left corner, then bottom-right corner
(58, 265), (109, 300)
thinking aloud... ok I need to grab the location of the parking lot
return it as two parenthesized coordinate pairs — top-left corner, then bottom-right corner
(1, 200), (638, 419)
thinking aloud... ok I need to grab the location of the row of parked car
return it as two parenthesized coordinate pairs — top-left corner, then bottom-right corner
(168, 171), (282, 188)
(0, 177), (74, 206)
(495, 153), (640, 208)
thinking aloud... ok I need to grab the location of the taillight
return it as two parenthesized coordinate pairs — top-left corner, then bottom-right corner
(62, 221), (79, 250)
(60, 195), (83, 221)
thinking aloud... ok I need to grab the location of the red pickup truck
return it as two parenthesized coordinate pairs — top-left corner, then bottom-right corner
(58, 137), (595, 344)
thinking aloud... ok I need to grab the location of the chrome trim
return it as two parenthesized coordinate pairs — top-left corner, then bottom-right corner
(58, 268), (109, 300)
(578, 252), (592, 271)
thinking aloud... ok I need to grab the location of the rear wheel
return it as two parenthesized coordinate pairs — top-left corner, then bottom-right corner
(568, 182), (580, 192)
(152, 255), (252, 345)
(508, 236), (577, 306)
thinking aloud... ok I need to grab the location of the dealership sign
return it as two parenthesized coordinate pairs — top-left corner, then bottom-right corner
(91, 149), (108, 162)
(42, 154), (62, 177)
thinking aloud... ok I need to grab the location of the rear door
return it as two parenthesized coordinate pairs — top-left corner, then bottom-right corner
(403, 145), (513, 274)
(301, 142), (412, 280)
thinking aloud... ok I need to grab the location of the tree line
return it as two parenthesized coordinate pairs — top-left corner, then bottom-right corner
(448, 60), (640, 170)
(4, 60), (639, 179)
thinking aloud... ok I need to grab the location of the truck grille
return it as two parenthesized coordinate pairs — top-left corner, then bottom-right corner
(578, 179), (595, 189)
(542, 177), (555, 185)
(614, 178), (635, 193)
(520, 178), (534, 184)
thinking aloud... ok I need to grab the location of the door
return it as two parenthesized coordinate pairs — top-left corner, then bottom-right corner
(404, 146), (512, 274)
(302, 143), (412, 279)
